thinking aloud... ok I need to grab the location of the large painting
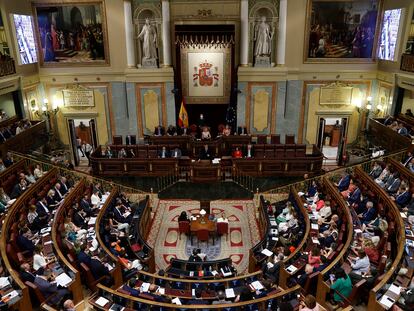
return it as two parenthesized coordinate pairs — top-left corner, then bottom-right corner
(180, 46), (231, 104)
(304, 0), (383, 63)
(33, 1), (109, 66)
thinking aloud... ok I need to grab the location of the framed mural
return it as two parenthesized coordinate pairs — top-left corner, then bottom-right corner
(304, 0), (383, 63)
(32, 0), (109, 66)
(180, 46), (231, 104)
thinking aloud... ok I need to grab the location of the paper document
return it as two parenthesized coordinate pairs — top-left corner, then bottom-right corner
(0, 277), (10, 289)
(55, 272), (72, 287)
(388, 284), (402, 295)
(379, 295), (395, 309)
(172, 297), (182, 305)
(261, 249), (273, 256)
(251, 281), (264, 290)
(140, 282), (150, 292)
(311, 223), (319, 230)
(95, 297), (109, 307)
(286, 265), (298, 273)
(225, 288), (235, 298)
(88, 217), (97, 225)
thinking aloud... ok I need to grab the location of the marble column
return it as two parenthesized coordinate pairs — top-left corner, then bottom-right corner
(277, 0), (287, 66)
(123, 0), (135, 67)
(240, 0), (249, 66)
(162, 0), (172, 67)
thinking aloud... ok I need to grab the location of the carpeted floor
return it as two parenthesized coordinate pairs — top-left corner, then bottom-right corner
(146, 199), (261, 274)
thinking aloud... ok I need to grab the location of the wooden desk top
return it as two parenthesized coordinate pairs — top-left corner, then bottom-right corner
(190, 215), (216, 232)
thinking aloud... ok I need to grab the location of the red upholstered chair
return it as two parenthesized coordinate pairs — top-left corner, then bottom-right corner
(217, 222), (229, 240)
(270, 134), (280, 144)
(285, 134), (295, 144)
(113, 135), (122, 145)
(197, 229), (210, 247)
(257, 135), (267, 144)
(178, 221), (190, 240)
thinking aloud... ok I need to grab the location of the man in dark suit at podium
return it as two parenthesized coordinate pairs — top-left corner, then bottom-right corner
(199, 144), (213, 160)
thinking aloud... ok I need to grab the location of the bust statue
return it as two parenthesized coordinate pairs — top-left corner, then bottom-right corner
(138, 18), (158, 67)
(254, 16), (273, 57)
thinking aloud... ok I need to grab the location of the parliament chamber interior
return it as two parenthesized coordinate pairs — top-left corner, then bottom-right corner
(0, 0), (414, 310)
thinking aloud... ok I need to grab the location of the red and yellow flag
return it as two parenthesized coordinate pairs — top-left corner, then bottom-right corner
(178, 100), (189, 128)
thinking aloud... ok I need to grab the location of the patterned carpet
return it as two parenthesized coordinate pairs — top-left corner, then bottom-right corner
(146, 199), (261, 274)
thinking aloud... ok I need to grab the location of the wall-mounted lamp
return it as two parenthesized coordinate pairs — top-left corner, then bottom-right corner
(32, 97), (62, 117)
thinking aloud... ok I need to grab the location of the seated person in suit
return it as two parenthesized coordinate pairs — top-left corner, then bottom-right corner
(178, 126), (189, 136)
(106, 145), (114, 158)
(10, 178), (27, 199)
(125, 135), (136, 145)
(201, 126), (211, 140)
(234, 285), (254, 302)
(36, 197), (50, 223)
(89, 253), (113, 286)
(122, 277), (140, 297)
(154, 125), (165, 136)
(77, 243), (92, 266)
(59, 177), (70, 196)
(245, 144), (254, 158)
(118, 148), (127, 158)
(158, 146), (170, 159)
(19, 263), (36, 283)
(171, 147), (182, 159)
(232, 147), (243, 158)
(113, 199), (132, 223)
(167, 125), (177, 136)
(80, 194), (98, 217)
(186, 288), (210, 305)
(199, 144), (212, 160)
(72, 203), (88, 229)
(17, 227), (35, 256)
(212, 291), (231, 305)
(34, 269), (70, 305)
(238, 125), (248, 135)
(127, 148), (136, 158)
(178, 211), (189, 222)
(53, 183), (64, 202)
(188, 249), (202, 262)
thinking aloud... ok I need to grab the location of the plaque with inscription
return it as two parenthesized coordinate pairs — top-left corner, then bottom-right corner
(319, 86), (353, 106)
(62, 89), (95, 107)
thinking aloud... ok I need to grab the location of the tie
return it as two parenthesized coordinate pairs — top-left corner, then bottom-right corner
(41, 202), (49, 213)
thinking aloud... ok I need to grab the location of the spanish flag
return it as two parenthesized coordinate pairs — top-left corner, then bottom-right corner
(178, 100), (189, 128)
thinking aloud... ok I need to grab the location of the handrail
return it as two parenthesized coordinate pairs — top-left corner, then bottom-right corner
(93, 283), (302, 309)
(51, 179), (85, 304)
(315, 176), (354, 309)
(278, 186), (311, 289)
(0, 168), (58, 311)
(94, 186), (124, 287)
(10, 151), (147, 195)
(285, 185), (311, 263)
(354, 166), (406, 311)
(263, 149), (407, 195)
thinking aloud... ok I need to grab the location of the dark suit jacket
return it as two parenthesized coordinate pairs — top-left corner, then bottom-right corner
(73, 212), (87, 228)
(244, 146), (255, 158)
(396, 191), (411, 207)
(10, 184), (23, 199)
(80, 199), (93, 216)
(36, 202), (49, 219)
(337, 175), (350, 192)
(59, 182), (69, 195)
(20, 270), (35, 283)
(171, 149), (182, 158)
(125, 135), (136, 145)
(154, 127), (165, 136)
(17, 234), (35, 254)
(237, 126), (248, 135)
(199, 147), (212, 160)
(122, 285), (140, 297)
(77, 251), (92, 266)
(158, 150), (170, 158)
(89, 258), (109, 280)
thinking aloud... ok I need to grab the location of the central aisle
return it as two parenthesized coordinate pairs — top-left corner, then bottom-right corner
(146, 199), (261, 274)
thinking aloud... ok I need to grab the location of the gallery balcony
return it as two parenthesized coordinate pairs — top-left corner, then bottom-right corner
(401, 53), (414, 73)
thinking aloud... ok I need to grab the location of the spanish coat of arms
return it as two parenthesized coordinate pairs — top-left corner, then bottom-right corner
(193, 61), (219, 87)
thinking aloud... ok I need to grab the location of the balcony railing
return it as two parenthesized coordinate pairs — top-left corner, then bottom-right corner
(0, 53), (16, 77)
(401, 53), (414, 73)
